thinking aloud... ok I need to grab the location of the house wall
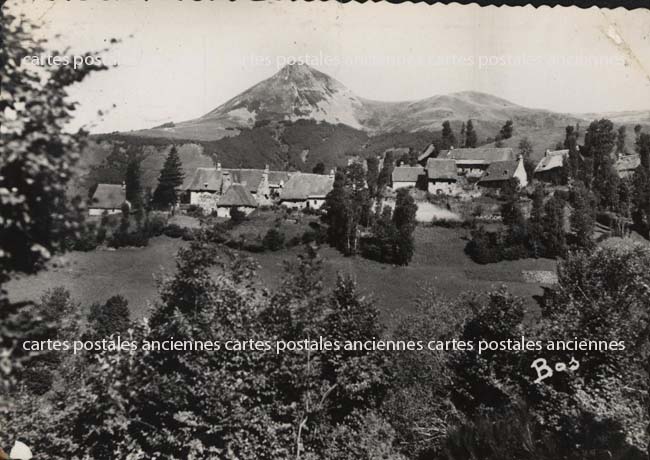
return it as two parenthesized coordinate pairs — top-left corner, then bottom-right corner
(427, 179), (461, 196)
(215, 206), (256, 218)
(281, 200), (307, 210)
(190, 191), (219, 214)
(392, 180), (417, 191)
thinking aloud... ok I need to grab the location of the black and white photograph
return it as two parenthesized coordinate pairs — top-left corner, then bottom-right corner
(2, 1), (650, 458)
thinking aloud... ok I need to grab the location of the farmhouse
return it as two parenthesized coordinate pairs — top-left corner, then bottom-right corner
(391, 165), (425, 190)
(615, 154), (640, 178)
(477, 157), (528, 189)
(441, 147), (516, 177)
(89, 184), (129, 216)
(184, 164), (288, 211)
(214, 183), (259, 218)
(279, 172), (335, 209)
(425, 158), (460, 195)
(534, 149), (569, 183)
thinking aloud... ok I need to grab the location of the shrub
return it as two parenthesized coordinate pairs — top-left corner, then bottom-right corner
(186, 204), (204, 218)
(181, 227), (195, 241)
(108, 230), (149, 248)
(145, 213), (168, 237)
(163, 223), (184, 238)
(74, 224), (99, 251)
(229, 207), (246, 224)
(87, 295), (131, 338)
(262, 228), (285, 251)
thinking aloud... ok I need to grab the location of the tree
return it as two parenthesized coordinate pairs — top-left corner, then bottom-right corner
(392, 189), (418, 265)
(0, 7), (106, 390)
(125, 157), (144, 225)
(527, 185), (546, 257)
(441, 121), (457, 150)
(570, 181), (595, 250)
(365, 156), (380, 198)
(540, 196), (566, 257)
(459, 122), (466, 148)
(465, 120), (478, 148)
(87, 295), (131, 338)
(312, 162), (326, 175)
(499, 120), (514, 140)
(616, 125), (627, 155)
(377, 151), (394, 192)
(153, 146), (184, 210)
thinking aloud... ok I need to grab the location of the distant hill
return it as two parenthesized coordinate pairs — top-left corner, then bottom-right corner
(124, 63), (647, 142)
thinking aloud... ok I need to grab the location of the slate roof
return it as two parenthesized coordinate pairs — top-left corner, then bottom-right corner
(392, 165), (424, 183)
(90, 184), (127, 209)
(478, 160), (519, 183)
(534, 150), (569, 174)
(426, 158), (457, 180)
(442, 147), (515, 163)
(218, 184), (258, 207)
(279, 173), (335, 200)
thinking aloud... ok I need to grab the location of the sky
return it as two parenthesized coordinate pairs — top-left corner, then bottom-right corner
(13, 0), (650, 133)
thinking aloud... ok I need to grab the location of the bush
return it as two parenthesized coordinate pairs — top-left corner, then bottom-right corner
(74, 225), (100, 251)
(181, 227), (195, 241)
(262, 228), (285, 251)
(465, 227), (501, 264)
(186, 204), (204, 218)
(145, 213), (168, 237)
(229, 207), (246, 224)
(163, 223), (184, 238)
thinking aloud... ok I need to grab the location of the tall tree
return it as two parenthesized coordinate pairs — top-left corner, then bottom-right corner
(0, 7), (106, 390)
(366, 156), (380, 198)
(125, 157), (144, 223)
(616, 125), (627, 155)
(570, 181), (595, 250)
(153, 146), (184, 209)
(377, 151), (395, 192)
(499, 120), (514, 140)
(541, 196), (567, 257)
(459, 122), (466, 148)
(465, 120), (478, 148)
(441, 121), (457, 150)
(392, 189), (418, 265)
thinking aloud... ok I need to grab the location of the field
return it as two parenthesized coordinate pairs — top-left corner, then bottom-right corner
(5, 223), (556, 326)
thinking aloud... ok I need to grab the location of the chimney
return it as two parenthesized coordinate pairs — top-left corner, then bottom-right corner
(545, 149), (550, 157)
(328, 169), (335, 179)
(121, 181), (126, 191)
(216, 162), (222, 172)
(221, 171), (232, 193)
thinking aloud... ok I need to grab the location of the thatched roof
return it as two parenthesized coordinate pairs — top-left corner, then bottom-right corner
(184, 168), (223, 192)
(90, 184), (126, 209)
(392, 165), (424, 183)
(268, 171), (291, 186)
(426, 158), (457, 180)
(218, 184), (258, 207)
(279, 173), (335, 200)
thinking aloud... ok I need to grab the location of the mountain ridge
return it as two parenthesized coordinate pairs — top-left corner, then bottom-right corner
(123, 63), (649, 142)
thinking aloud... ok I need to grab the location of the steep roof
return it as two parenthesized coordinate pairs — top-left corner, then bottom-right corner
(426, 158), (457, 180)
(218, 183), (258, 207)
(418, 144), (436, 162)
(90, 184), (126, 209)
(225, 169), (264, 193)
(442, 147), (515, 163)
(478, 160), (519, 183)
(184, 168), (223, 191)
(392, 165), (424, 183)
(280, 173), (335, 200)
(534, 150), (568, 174)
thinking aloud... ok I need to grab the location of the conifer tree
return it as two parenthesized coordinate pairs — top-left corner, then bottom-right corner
(153, 146), (185, 209)
(465, 120), (478, 148)
(441, 121), (457, 150)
